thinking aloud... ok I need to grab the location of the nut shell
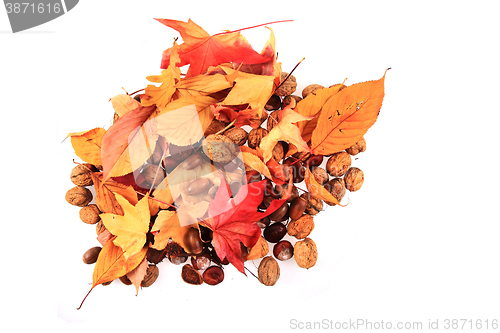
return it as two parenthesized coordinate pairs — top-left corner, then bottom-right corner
(141, 264), (159, 287)
(258, 256), (280, 286)
(181, 264), (203, 285)
(79, 204), (101, 225)
(344, 167), (364, 192)
(326, 151), (352, 177)
(302, 84), (325, 98)
(287, 214), (315, 239)
(294, 238), (318, 269)
(224, 127), (248, 146)
(82, 246), (102, 264)
(70, 164), (93, 186)
(202, 134), (237, 164)
(276, 72), (297, 96)
(247, 127), (268, 149)
(65, 186), (93, 207)
(345, 137), (367, 155)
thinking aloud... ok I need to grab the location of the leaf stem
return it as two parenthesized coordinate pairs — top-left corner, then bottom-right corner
(213, 20), (293, 36)
(77, 287), (93, 310)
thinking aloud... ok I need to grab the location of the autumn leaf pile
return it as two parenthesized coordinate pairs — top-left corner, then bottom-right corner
(64, 19), (388, 309)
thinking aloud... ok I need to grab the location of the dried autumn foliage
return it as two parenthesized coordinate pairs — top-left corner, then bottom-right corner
(66, 18), (388, 309)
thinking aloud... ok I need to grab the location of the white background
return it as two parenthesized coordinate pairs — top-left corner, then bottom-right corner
(1, 0), (499, 332)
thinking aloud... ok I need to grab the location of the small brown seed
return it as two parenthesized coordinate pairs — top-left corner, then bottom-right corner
(181, 264), (203, 285)
(82, 246), (102, 264)
(141, 264), (159, 287)
(289, 197), (308, 220)
(182, 154), (204, 170)
(187, 178), (210, 195)
(258, 256), (280, 286)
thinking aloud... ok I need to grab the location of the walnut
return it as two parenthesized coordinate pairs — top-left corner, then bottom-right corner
(141, 264), (159, 287)
(344, 167), (364, 192)
(181, 264), (203, 285)
(202, 134), (237, 164)
(247, 127), (268, 149)
(345, 137), (366, 155)
(79, 204), (101, 224)
(323, 178), (346, 206)
(204, 119), (228, 136)
(65, 186), (92, 207)
(302, 84), (325, 98)
(70, 164), (93, 186)
(224, 127), (248, 146)
(312, 166), (329, 185)
(294, 238), (318, 269)
(276, 72), (297, 96)
(326, 151), (352, 177)
(258, 256), (280, 286)
(300, 193), (323, 216)
(287, 214), (315, 239)
(249, 110), (269, 128)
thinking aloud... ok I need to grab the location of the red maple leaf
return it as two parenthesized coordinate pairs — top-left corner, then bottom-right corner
(155, 19), (273, 77)
(203, 174), (292, 274)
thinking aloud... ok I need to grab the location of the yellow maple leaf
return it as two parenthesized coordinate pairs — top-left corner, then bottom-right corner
(142, 41), (181, 110)
(259, 100), (313, 163)
(100, 194), (151, 260)
(150, 209), (194, 252)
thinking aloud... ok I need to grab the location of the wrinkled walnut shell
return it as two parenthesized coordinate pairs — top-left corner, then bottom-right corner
(247, 127), (268, 149)
(65, 186), (93, 207)
(344, 167), (364, 192)
(70, 164), (93, 186)
(224, 127), (248, 146)
(287, 214), (315, 239)
(345, 137), (366, 155)
(302, 84), (325, 98)
(276, 72), (297, 96)
(79, 204), (101, 224)
(202, 134), (237, 164)
(258, 256), (280, 286)
(294, 238), (318, 269)
(326, 151), (352, 177)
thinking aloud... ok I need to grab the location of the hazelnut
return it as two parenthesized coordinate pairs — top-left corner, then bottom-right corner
(344, 167), (364, 192)
(276, 72), (297, 96)
(345, 137), (367, 155)
(326, 151), (352, 177)
(224, 127), (248, 146)
(79, 204), (101, 224)
(287, 214), (315, 239)
(294, 238), (318, 269)
(70, 164), (93, 186)
(247, 127), (268, 149)
(258, 256), (280, 286)
(65, 186), (93, 207)
(302, 84), (325, 98)
(141, 264), (159, 287)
